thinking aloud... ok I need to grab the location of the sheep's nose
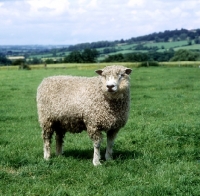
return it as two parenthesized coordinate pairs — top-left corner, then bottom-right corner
(107, 84), (115, 89)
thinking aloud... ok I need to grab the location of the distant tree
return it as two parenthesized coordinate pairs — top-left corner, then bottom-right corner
(0, 54), (11, 65)
(52, 49), (57, 57)
(31, 57), (41, 64)
(82, 49), (99, 63)
(101, 50), (176, 63)
(103, 48), (110, 54)
(67, 41), (114, 51)
(64, 51), (82, 63)
(188, 31), (196, 39)
(6, 51), (13, 55)
(64, 49), (98, 63)
(135, 44), (144, 50)
(187, 39), (192, 45)
(102, 47), (116, 54)
(148, 51), (174, 62)
(194, 36), (200, 44)
(150, 46), (159, 51)
(179, 33), (187, 40)
(120, 39), (125, 43)
(124, 53), (148, 62)
(12, 59), (25, 65)
(155, 36), (159, 42)
(102, 53), (124, 62)
(45, 59), (54, 64)
(172, 35), (178, 41)
(169, 48), (174, 52)
(164, 36), (169, 42)
(170, 49), (199, 61)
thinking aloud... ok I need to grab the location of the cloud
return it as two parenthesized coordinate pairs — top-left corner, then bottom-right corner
(27, 0), (70, 15)
(87, 0), (98, 8)
(0, 0), (200, 44)
(127, 0), (145, 7)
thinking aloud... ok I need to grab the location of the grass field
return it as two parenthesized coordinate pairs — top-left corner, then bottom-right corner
(0, 66), (200, 195)
(145, 40), (188, 49)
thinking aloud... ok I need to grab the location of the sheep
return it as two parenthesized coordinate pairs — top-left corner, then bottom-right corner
(36, 65), (132, 166)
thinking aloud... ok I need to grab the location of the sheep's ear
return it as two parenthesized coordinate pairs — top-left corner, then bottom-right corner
(125, 68), (132, 75)
(95, 69), (103, 76)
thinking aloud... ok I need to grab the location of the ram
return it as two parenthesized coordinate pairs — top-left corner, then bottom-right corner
(37, 65), (132, 165)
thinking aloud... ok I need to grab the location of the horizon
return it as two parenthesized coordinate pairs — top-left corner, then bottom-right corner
(0, 27), (199, 46)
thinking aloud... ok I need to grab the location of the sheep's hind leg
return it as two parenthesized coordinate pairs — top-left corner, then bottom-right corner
(55, 131), (65, 156)
(43, 130), (53, 160)
(105, 130), (118, 161)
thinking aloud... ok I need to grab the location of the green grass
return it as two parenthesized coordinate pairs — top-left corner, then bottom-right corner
(105, 50), (134, 55)
(1, 61), (199, 71)
(100, 40), (199, 56)
(0, 66), (200, 195)
(174, 44), (200, 51)
(119, 43), (138, 50)
(0, 62), (140, 71)
(145, 40), (188, 49)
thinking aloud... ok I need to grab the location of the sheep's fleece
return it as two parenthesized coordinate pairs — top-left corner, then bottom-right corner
(37, 65), (132, 165)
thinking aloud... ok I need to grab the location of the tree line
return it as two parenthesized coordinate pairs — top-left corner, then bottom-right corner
(102, 49), (200, 62)
(63, 48), (98, 63)
(1, 48), (200, 66)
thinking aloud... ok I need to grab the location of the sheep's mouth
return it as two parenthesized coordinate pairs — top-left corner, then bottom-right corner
(107, 89), (117, 93)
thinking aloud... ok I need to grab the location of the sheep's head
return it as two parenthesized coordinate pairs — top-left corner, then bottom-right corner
(95, 65), (132, 99)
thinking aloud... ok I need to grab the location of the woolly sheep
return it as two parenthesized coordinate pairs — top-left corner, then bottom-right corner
(36, 65), (132, 166)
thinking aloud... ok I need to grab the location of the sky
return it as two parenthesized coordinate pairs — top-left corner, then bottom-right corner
(0, 0), (200, 45)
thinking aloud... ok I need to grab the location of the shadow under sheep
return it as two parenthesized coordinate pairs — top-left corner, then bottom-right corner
(62, 149), (142, 162)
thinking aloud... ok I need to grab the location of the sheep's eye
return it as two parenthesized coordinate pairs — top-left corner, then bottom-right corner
(120, 73), (125, 78)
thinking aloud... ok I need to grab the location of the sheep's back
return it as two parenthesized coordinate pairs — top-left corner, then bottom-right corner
(37, 76), (99, 120)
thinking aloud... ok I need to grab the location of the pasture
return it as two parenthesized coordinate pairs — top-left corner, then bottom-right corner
(0, 65), (200, 195)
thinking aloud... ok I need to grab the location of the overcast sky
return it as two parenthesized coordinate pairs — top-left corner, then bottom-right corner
(0, 0), (200, 45)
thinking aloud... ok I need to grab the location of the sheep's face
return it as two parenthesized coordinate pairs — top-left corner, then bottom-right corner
(96, 65), (132, 99)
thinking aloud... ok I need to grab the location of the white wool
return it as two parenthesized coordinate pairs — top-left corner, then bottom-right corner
(37, 65), (132, 165)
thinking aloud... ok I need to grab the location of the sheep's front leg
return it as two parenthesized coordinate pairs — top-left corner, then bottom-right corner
(43, 130), (53, 160)
(93, 140), (102, 166)
(105, 130), (118, 161)
(88, 127), (103, 166)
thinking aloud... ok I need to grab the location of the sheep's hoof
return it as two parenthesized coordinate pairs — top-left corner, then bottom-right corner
(93, 159), (102, 166)
(44, 156), (50, 160)
(44, 154), (50, 160)
(105, 153), (113, 161)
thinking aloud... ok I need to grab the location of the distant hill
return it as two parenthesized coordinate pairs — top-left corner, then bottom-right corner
(0, 28), (200, 64)
(64, 28), (200, 61)
(67, 28), (200, 50)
